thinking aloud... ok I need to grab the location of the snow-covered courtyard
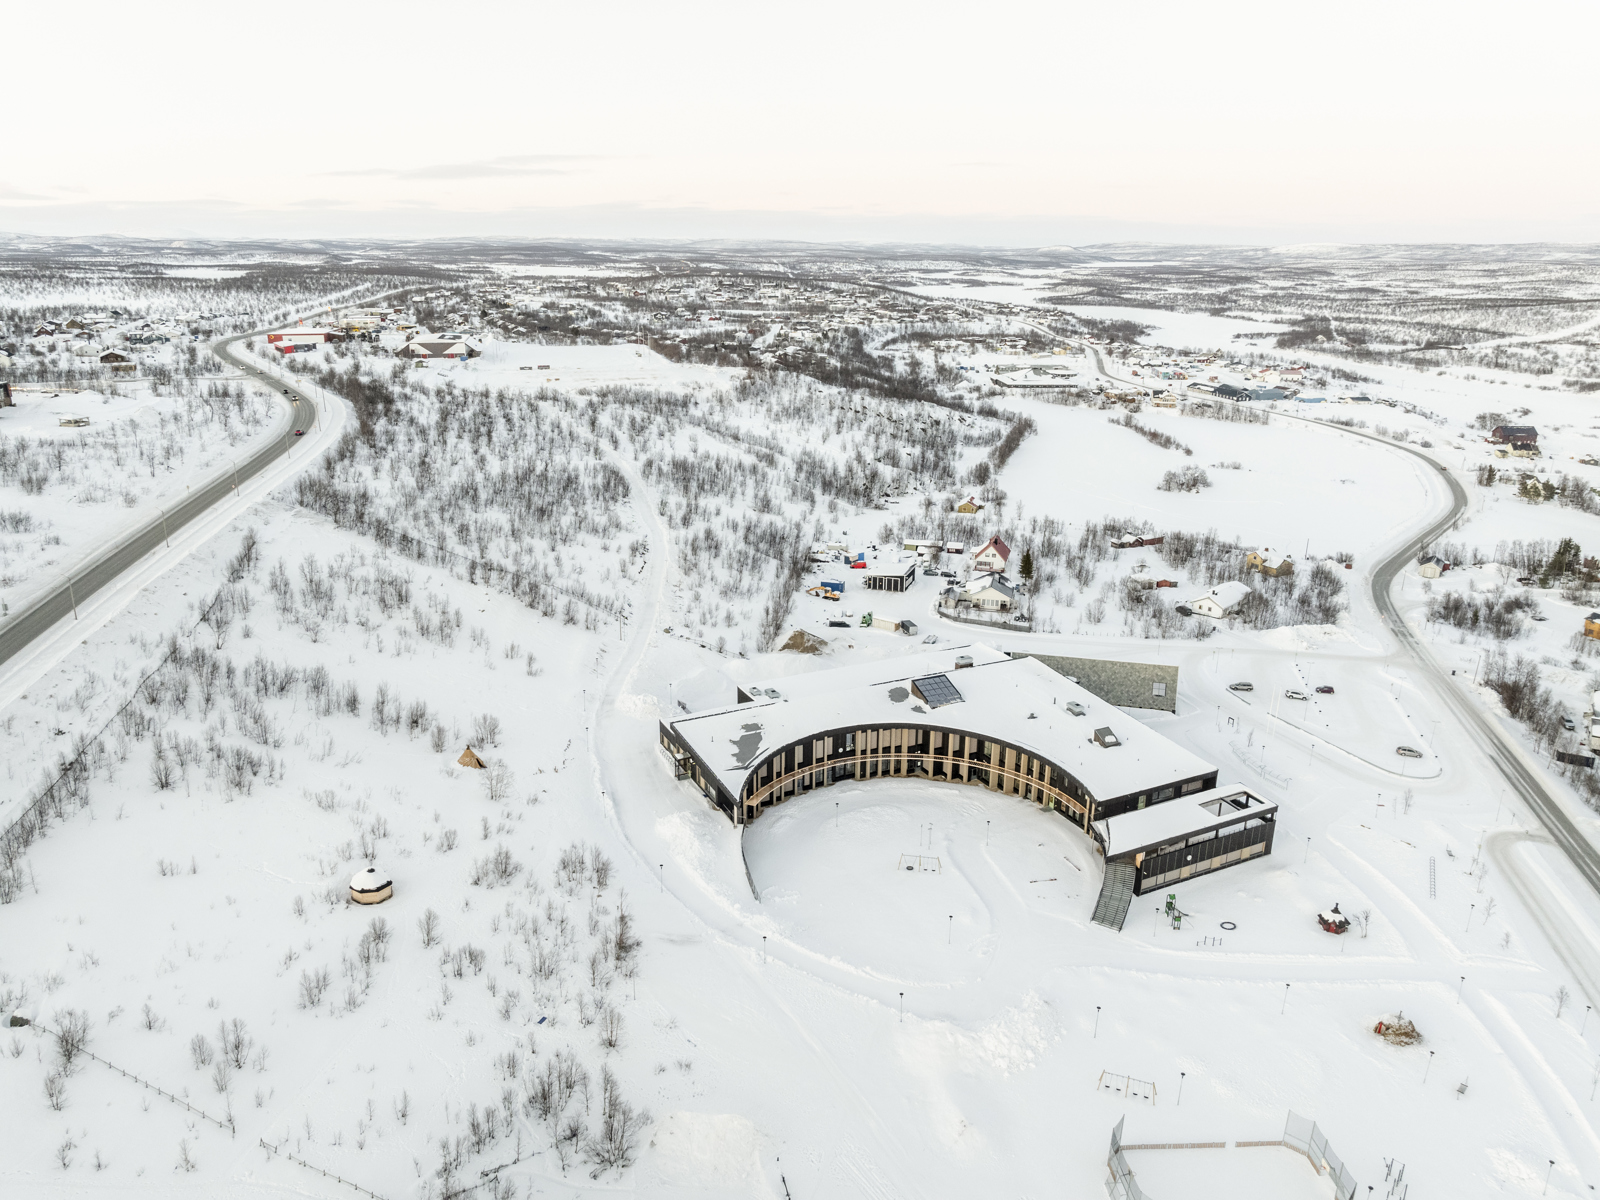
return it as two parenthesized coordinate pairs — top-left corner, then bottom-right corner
(5, 254), (1600, 1200)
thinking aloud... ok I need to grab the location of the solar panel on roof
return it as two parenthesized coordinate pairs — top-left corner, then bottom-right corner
(911, 674), (963, 708)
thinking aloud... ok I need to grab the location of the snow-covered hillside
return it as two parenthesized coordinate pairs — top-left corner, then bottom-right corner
(5, 253), (1600, 1200)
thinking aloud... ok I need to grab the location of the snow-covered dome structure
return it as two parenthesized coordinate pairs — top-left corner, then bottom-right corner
(349, 867), (393, 905)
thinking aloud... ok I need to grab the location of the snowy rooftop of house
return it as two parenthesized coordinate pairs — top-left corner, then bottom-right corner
(1198, 581), (1252, 605)
(1092, 785), (1276, 858)
(964, 572), (1016, 596)
(673, 645), (1215, 803)
(851, 546), (916, 577)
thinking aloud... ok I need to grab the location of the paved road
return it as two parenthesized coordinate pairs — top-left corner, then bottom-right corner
(1076, 344), (1600, 897)
(0, 327), (317, 670)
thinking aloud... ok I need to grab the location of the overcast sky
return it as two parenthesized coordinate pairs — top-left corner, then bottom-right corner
(7, 0), (1598, 246)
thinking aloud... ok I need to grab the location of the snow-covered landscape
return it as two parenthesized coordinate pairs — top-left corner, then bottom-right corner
(5, 234), (1600, 1200)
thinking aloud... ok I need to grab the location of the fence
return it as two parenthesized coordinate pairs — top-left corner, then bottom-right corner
(936, 604), (1034, 634)
(1282, 1110), (1358, 1200)
(1106, 1111), (1358, 1200)
(1107, 1116), (1150, 1200)
(260, 1138), (391, 1200)
(0, 590), (224, 881)
(30, 1021), (234, 1135)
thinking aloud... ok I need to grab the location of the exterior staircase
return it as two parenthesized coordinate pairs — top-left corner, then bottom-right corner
(1091, 860), (1136, 931)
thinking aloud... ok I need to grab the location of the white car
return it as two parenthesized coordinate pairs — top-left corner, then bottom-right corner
(1283, 689), (1309, 701)
(1396, 745), (1423, 759)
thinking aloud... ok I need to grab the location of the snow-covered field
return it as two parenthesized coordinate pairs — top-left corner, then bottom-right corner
(7, 271), (1600, 1200)
(0, 381), (279, 620)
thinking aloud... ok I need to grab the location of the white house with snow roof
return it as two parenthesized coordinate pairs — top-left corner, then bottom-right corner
(1189, 581), (1252, 618)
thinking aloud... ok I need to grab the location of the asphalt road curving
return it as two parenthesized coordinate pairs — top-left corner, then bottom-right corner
(1079, 344), (1600, 896)
(0, 302), (391, 672)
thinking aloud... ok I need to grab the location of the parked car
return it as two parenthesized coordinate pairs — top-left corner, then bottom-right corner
(922, 568), (941, 576)
(1283, 689), (1309, 701)
(1563, 716), (1577, 731)
(1315, 686), (1334, 695)
(1396, 745), (1423, 759)
(1228, 682), (1253, 692)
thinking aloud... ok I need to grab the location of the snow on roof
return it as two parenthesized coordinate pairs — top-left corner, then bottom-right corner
(673, 648), (1215, 804)
(848, 546), (917, 579)
(976, 535), (1011, 560)
(741, 643), (1010, 701)
(1092, 785), (1276, 857)
(350, 867), (391, 892)
(963, 572), (1016, 597)
(1195, 581), (1252, 608)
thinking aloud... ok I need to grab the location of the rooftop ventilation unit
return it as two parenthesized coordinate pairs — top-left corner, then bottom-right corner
(1093, 726), (1121, 748)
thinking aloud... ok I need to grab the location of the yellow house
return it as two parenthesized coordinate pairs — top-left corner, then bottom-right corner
(1584, 612), (1600, 640)
(1246, 548), (1295, 577)
(957, 497), (984, 514)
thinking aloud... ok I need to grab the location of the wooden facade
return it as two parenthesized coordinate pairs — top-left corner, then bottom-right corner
(660, 719), (1216, 829)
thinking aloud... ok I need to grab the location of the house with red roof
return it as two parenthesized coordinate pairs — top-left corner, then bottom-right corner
(973, 535), (1011, 575)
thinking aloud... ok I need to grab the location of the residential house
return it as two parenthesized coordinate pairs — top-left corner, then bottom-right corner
(1246, 548), (1295, 577)
(1490, 425), (1538, 447)
(961, 573), (1018, 612)
(973, 535), (1011, 574)
(956, 497), (984, 514)
(1418, 555), (1450, 579)
(1586, 612), (1600, 641)
(1189, 581), (1252, 618)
